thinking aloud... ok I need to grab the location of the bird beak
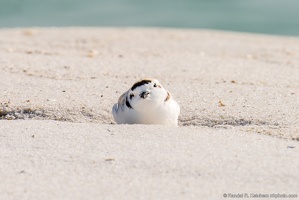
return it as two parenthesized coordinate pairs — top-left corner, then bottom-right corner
(139, 91), (149, 99)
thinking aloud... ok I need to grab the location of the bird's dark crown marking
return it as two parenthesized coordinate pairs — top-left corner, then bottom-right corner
(126, 97), (133, 109)
(131, 79), (152, 91)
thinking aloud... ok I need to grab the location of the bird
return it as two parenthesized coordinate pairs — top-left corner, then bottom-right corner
(112, 78), (180, 125)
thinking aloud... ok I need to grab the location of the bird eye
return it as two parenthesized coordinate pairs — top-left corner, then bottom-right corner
(153, 83), (157, 87)
(130, 93), (134, 100)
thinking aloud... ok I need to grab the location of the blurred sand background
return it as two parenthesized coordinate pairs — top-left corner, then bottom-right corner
(0, 28), (298, 199)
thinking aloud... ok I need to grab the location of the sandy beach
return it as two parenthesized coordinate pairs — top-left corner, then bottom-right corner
(0, 28), (298, 199)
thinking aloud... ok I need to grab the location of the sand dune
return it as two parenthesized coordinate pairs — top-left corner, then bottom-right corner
(0, 28), (298, 199)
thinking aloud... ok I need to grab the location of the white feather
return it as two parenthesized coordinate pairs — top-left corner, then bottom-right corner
(112, 79), (180, 125)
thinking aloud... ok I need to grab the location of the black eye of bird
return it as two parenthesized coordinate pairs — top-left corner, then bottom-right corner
(153, 83), (157, 87)
(130, 93), (134, 100)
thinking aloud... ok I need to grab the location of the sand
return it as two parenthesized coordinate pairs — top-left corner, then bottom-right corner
(0, 28), (298, 199)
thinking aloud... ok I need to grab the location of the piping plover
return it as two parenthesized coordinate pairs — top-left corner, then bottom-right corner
(112, 78), (180, 125)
